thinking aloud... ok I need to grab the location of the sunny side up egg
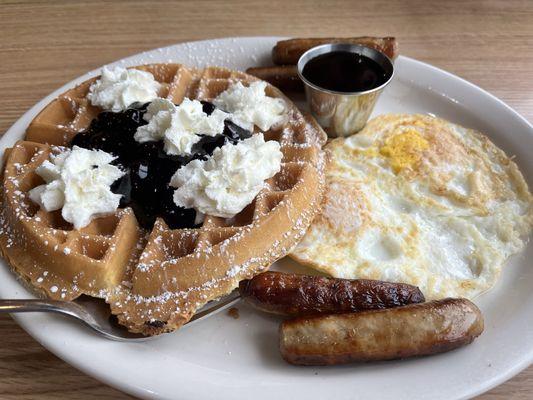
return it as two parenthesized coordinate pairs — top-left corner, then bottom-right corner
(291, 114), (533, 300)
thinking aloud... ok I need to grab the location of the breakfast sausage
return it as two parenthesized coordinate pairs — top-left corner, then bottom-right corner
(239, 272), (425, 316)
(246, 66), (303, 92)
(272, 37), (398, 65)
(279, 298), (484, 365)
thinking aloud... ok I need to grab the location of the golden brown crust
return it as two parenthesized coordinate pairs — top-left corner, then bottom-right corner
(279, 298), (484, 365)
(272, 37), (398, 65)
(239, 271), (425, 316)
(1, 63), (328, 335)
(246, 66), (302, 92)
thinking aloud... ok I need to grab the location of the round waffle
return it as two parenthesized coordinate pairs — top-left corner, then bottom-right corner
(0, 64), (327, 335)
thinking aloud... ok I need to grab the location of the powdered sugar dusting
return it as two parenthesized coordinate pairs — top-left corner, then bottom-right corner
(0, 61), (327, 335)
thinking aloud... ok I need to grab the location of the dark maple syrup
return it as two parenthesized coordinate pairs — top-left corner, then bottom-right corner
(302, 51), (389, 93)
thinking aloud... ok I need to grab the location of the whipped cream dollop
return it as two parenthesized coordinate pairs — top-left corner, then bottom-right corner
(213, 81), (287, 131)
(134, 98), (229, 156)
(170, 133), (282, 218)
(29, 146), (124, 229)
(87, 66), (161, 112)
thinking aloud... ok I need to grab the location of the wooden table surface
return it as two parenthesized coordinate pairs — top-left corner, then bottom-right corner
(0, 0), (532, 398)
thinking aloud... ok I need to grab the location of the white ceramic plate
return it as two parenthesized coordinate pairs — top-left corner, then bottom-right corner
(1, 37), (532, 400)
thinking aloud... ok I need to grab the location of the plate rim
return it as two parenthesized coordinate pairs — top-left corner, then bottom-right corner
(1, 35), (532, 400)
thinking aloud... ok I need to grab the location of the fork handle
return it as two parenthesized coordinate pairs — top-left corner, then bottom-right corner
(0, 299), (78, 314)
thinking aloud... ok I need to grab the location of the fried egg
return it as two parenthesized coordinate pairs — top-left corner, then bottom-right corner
(290, 114), (533, 299)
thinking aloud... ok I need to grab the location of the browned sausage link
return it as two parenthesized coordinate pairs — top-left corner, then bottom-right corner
(246, 66), (303, 92)
(239, 271), (425, 316)
(272, 37), (398, 65)
(279, 298), (484, 366)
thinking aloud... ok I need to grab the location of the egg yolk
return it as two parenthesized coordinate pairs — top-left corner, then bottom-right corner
(379, 129), (429, 173)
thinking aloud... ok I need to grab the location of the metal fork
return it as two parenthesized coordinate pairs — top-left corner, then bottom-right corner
(0, 290), (241, 341)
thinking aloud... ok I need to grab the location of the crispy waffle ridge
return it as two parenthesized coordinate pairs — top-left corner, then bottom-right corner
(0, 64), (327, 335)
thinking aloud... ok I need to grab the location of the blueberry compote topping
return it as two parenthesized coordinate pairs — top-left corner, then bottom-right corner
(71, 101), (252, 229)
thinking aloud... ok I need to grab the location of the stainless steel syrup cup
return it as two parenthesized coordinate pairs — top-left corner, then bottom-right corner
(297, 43), (394, 137)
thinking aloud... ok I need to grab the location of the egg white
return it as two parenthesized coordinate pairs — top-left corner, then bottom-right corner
(291, 114), (533, 299)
